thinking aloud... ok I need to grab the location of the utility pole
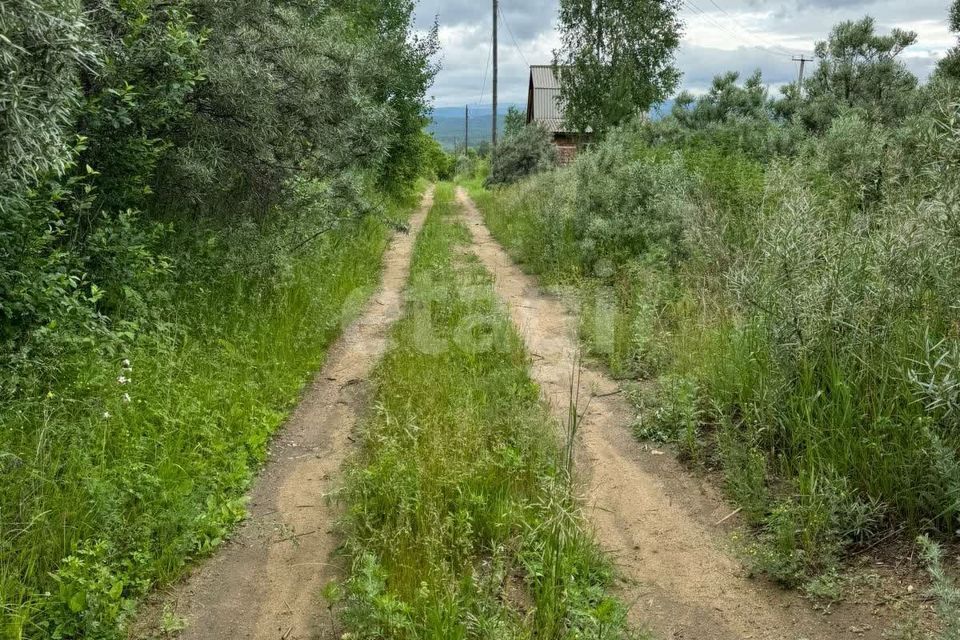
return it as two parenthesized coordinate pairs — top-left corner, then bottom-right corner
(465, 104), (469, 152)
(792, 55), (813, 90)
(492, 0), (498, 154)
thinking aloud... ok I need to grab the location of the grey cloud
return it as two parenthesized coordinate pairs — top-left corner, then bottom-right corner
(677, 44), (800, 90)
(499, 4), (560, 41)
(764, 0), (950, 39)
(903, 52), (943, 79)
(416, 0), (558, 38)
(421, 0), (559, 107)
(430, 53), (532, 106)
(793, 0), (874, 8)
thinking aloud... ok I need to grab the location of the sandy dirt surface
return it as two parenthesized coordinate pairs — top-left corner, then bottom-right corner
(455, 186), (903, 640)
(133, 187), (433, 640)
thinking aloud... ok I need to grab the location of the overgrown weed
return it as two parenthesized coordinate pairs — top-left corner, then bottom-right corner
(467, 94), (960, 590)
(338, 183), (638, 639)
(0, 194), (410, 638)
(919, 536), (960, 640)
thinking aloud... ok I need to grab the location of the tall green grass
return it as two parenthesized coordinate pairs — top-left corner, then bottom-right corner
(0, 197), (410, 638)
(338, 183), (634, 639)
(465, 108), (960, 588)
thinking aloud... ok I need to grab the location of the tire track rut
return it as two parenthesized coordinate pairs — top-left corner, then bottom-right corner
(134, 187), (434, 640)
(455, 186), (887, 640)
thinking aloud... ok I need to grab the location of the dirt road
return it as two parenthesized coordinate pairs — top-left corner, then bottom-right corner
(134, 184), (903, 640)
(455, 186), (890, 640)
(135, 188), (433, 640)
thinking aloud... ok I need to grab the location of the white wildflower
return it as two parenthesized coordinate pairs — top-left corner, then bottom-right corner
(103, 411), (111, 419)
(121, 359), (132, 369)
(122, 393), (131, 404)
(117, 375), (129, 385)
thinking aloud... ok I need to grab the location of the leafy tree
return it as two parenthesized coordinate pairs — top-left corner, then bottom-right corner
(420, 133), (455, 180)
(672, 70), (769, 128)
(937, 0), (960, 80)
(487, 125), (556, 186)
(555, 0), (682, 134)
(0, 0), (91, 203)
(78, 1), (205, 213)
(155, 0), (438, 211)
(504, 105), (526, 137)
(340, 0), (440, 190)
(0, 0), (440, 373)
(652, 70), (803, 160)
(782, 17), (918, 131)
(327, 0), (440, 195)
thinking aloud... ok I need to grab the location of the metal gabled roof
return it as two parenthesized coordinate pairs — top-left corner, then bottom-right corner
(528, 65), (571, 134)
(530, 65), (560, 91)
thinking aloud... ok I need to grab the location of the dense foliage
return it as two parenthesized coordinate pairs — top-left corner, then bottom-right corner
(555, 0), (682, 134)
(780, 17), (919, 132)
(941, 0), (960, 80)
(0, 1), (437, 636)
(470, 8), (960, 595)
(487, 124), (557, 186)
(503, 105), (527, 137)
(2, 0), (439, 378)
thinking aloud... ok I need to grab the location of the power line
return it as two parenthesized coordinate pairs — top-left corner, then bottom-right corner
(477, 39), (492, 105)
(498, 4), (530, 69)
(682, 0), (789, 57)
(685, 0), (788, 54)
(680, 0), (802, 59)
(706, 0), (730, 15)
(702, 0), (792, 53)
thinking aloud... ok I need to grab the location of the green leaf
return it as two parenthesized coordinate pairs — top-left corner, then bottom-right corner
(68, 590), (87, 613)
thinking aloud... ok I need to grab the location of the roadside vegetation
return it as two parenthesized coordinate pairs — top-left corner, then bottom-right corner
(1, 1), (442, 637)
(468, 5), (960, 606)
(336, 184), (634, 639)
(486, 125), (556, 187)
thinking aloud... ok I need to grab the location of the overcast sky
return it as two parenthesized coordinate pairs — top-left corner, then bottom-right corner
(413, 0), (956, 108)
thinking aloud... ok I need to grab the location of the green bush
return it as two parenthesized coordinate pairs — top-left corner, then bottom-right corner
(486, 125), (556, 186)
(0, 0), (438, 635)
(918, 535), (960, 640)
(474, 124), (693, 279)
(0, 1), (90, 193)
(472, 72), (960, 587)
(1, 0), (439, 384)
(0, 196), (404, 637)
(455, 150), (490, 182)
(649, 71), (806, 160)
(566, 128), (690, 270)
(420, 134), (456, 181)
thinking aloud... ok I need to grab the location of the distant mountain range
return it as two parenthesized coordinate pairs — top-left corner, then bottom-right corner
(427, 100), (678, 151)
(427, 104), (523, 151)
